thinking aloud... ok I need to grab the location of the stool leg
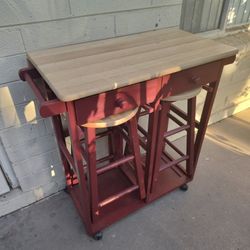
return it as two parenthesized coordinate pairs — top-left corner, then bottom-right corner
(150, 102), (171, 193)
(186, 97), (196, 178)
(107, 128), (114, 162)
(111, 127), (123, 160)
(144, 104), (161, 199)
(127, 116), (146, 199)
(84, 127), (99, 222)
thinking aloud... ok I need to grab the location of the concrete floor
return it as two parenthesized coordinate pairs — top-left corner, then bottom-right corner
(0, 109), (249, 250)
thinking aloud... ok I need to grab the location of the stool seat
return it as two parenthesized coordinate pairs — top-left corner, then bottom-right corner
(162, 87), (202, 102)
(81, 106), (145, 221)
(83, 108), (138, 128)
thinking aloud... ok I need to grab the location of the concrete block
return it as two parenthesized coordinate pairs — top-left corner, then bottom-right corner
(0, 0), (70, 27)
(237, 54), (250, 72)
(33, 178), (66, 200)
(216, 31), (250, 53)
(44, 118), (56, 135)
(3, 134), (58, 163)
(12, 150), (61, 179)
(115, 5), (181, 36)
(31, 178), (65, 202)
(0, 81), (35, 109)
(219, 56), (249, 90)
(193, 31), (250, 125)
(0, 180), (65, 217)
(0, 100), (40, 130)
(0, 54), (27, 83)
(69, 0), (151, 16)
(0, 119), (48, 148)
(151, 0), (182, 7)
(0, 188), (36, 217)
(0, 28), (25, 57)
(212, 78), (250, 113)
(231, 67), (250, 83)
(18, 163), (65, 192)
(219, 63), (236, 85)
(21, 15), (115, 51)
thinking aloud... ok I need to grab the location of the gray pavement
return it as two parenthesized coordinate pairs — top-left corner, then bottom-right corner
(0, 109), (249, 250)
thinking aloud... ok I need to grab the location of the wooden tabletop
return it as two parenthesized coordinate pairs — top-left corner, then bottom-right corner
(27, 28), (238, 102)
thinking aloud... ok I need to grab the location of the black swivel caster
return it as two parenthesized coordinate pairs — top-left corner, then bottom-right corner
(93, 231), (103, 240)
(180, 183), (188, 191)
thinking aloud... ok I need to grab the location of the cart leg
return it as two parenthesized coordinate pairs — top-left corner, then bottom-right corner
(144, 103), (161, 200)
(127, 116), (146, 199)
(111, 127), (123, 160)
(193, 80), (220, 177)
(107, 128), (114, 162)
(84, 127), (99, 222)
(66, 102), (92, 235)
(150, 102), (171, 194)
(186, 97), (196, 178)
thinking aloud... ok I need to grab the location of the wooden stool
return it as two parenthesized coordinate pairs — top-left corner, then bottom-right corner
(151, 87), (202, 192)
(81, 108), (145, 223)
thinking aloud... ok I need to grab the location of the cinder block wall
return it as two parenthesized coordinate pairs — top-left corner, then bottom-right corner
(0, 0), (182, 216)
(210, 31), (250, 122)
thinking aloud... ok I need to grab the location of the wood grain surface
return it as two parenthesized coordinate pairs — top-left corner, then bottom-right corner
(27, 28), (238, 101)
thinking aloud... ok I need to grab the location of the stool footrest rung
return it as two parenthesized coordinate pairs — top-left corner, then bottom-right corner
(117, 127), (130, 143)
(170, 104), (187, 120)
(164, 138), (185, 157)
(98, 185), (139, 208)
(168, 113), (185, 127)
(139, 136), (147, 150)
(164, 124), (190, 137)
(160, 153), (189, 172)
(96, 155), (134, 175)
(80, 129), (111, 143)
(170, 104), (200, 129)
(97, 154), (114, 165)
(138, 124), (148, 137)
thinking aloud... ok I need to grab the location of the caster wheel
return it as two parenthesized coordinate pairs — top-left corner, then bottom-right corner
(93, 232), (103, 240)
(180, 184), (188, 191)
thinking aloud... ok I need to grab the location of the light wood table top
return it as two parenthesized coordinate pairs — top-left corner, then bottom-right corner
(27, 28), (238, 102)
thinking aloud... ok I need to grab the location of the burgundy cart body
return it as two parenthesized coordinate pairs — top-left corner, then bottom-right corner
(19, 28), (237, 237)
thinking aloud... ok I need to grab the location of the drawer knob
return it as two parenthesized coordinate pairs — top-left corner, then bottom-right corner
(115, 98), (127, 108)
(191, 76), (202, 85)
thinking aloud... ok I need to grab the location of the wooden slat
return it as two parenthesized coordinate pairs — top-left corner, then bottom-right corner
(40, 34), (201, 73)
(45, 39), (208, 79)
(27, 28), (238, 101)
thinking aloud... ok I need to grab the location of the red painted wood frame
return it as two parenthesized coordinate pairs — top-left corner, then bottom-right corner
(19, 55), (235, 237)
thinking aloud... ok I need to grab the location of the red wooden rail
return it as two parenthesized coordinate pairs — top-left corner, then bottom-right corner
(19, 68), (66, 117)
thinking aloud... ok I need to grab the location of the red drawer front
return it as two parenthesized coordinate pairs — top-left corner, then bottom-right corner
(162, 60), (222, 97)
(75, 77), (164, 125)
